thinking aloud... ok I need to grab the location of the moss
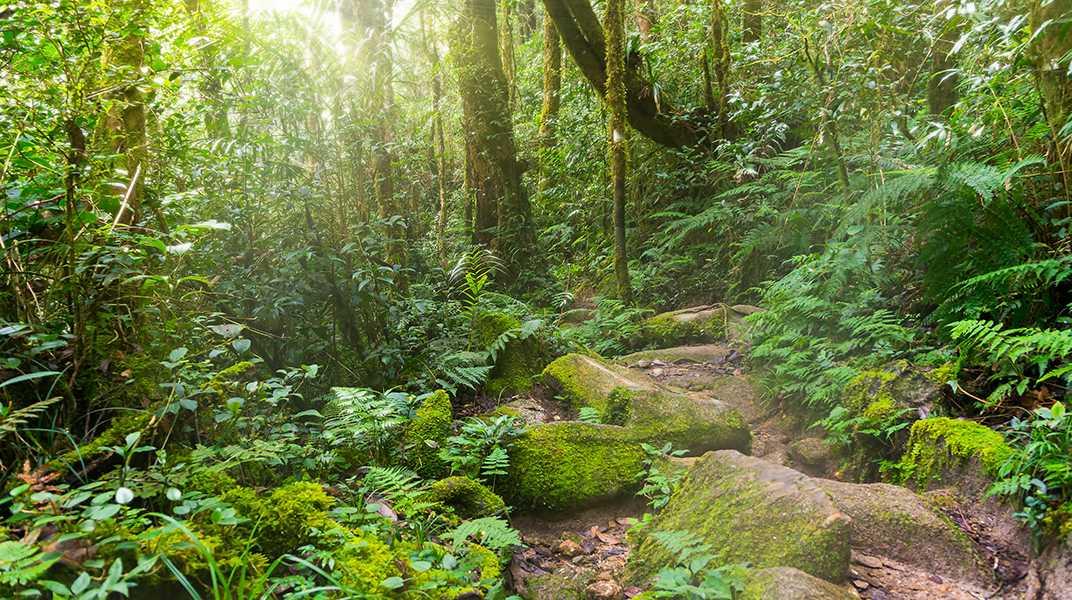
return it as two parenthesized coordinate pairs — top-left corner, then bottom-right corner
(54, 411), (153, 471)
(542, 354), (752, 455)
(465, 543), (501, 580)
(332, 531), (397, 592)
(898, 417), (1014, 490)
(641, 308), (726, 348)
(602, 386), (633, 426)
(520, 572), (590, 600)
(505, 422), (646, 510)
(254, 482), (336, 556)
(404, 390), (452, 478)
(476, 312), (546, 397)
(206, 361), (257, 399)
(420, 476), (506, 518)
(842, 370), (897, 415)
(626, 453), (850, 585)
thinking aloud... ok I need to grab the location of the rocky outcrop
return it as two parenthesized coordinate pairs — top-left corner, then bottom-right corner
(1037, 536), (1072, 600)
(627, 450), (852, 584)
(640, 304), (761, 348)
(543, 354), (751, 455)
(816, 479), (994, 587)
(738, 567), (857, 600)
(505, 422), (647, 510)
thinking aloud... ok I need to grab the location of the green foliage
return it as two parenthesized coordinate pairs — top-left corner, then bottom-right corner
(988, 402), (1072, 538)
(636, 442), (687, 509)
(439, 415), (527, 488)
(441, 517), (521, 556)
(642, 530), (747, 600)
(950, 320), (1072, 407)
(563, 296), (653, 357)
(320, 387), (420, 467)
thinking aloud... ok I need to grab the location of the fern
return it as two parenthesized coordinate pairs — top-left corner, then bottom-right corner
(950, 319), (1072, 405)
(0, 396), (61, 441)
(0, 541), (57, 587)
(442, 517), (521, 553)
(362, 465), (422, 497)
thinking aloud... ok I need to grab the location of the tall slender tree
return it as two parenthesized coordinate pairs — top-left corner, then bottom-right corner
(539, 14), (562, 193)
(605, 0), (634, 304)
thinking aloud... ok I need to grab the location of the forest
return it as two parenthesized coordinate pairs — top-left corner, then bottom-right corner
(2, 0), (1072, 597)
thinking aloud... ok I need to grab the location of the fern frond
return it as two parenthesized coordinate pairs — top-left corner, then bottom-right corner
(443, 517), (521, 552)
(0, 396), (61, 440)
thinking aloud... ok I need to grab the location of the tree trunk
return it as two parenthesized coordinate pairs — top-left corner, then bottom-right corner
(97, 0), (148, 226)
(421, 13), (450, 257)
(742, 0), (761, 43)
(606, 0), (634, 305)
(1030, 0), (1072, 199)
(454, 0), (533, 279)
(710, 0), (731, 139)
(539, 14), (562, 193)
(500, 0), (519, 108)
(928, 0), (960, 116)
(542, 0), (700, 148)
(636, 0), (657, 41)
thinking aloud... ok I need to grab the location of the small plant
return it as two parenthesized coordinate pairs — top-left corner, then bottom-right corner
(636, 442), (687, 509)
(988, 401), (1072, 537)
(644, 530), (747, 600)
(563, 296), (653, 357)
(439, 415), (526, 488)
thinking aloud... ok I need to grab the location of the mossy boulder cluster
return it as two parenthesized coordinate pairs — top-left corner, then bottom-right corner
(639, 304), (761, 347)
(503, 353), (750, 510)
(542, 354), (751, 454)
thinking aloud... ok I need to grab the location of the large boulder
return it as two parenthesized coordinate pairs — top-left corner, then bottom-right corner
(738, 567), (857, 600)
(505, 422), (647, 510)
(815, 479), (994, 587)
(627, 451), (851, 584)
(640, 304), (761, 348)
(543, 354), (751, 455)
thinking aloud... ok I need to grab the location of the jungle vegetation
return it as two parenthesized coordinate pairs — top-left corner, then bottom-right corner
(2, 0), (1072, 596)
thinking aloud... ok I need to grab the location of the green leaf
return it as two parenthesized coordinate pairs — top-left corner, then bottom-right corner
(381, 577), (406, 589)
(71, 572), (91, 595)
(169, 348), (188, 362)
(232, 338), (251, 353)
(0, 371), (60, 388)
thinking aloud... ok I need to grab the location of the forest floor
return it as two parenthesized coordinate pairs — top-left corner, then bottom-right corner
(502, 344), (1035, 600)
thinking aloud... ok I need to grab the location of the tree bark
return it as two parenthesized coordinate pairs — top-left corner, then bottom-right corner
(928, 0), (960, 116)
(97, 0), (148, 226)
(606, 0), (634, 304)
(710, 0), (731, 139)
(421, 13), (450, 257)
(542, 0), (700, 148)
(742, 0), (761, 43)
(539, 14), (562, 193)
(454, 0), (533, 279)
(636, 0), (657, 41)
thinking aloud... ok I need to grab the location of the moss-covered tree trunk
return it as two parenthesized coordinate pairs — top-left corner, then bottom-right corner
(539, 14), (562, 193)
(928, 0), (960, 116)
(97, 0), (148, 226)
(606, 0), (634, 305)
(710, 0), (732, 139)
(742, 0), (761, 43)
(499, 0), (519, 108)
(454, 0), (534, 279)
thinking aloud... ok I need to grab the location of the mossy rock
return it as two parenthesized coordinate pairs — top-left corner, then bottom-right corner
(543, 354), (751, 455)
(626, 451), (851, 584)
(898, 417), (1013, 496)
(519, 568), (593, 600)
(476, 311), (548, 397)
(404, 390), (452, 478)
(639, 304), (761, 348)
(815, 479), (993, 586)
(837, 361), (957, 481)
(737, 567), (857, 600)
(505, 421), (647, 510)
(420, 476), (506, 518)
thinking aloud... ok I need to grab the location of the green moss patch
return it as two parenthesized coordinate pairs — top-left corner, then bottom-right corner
(476, 312), (547, 397)
(420, 476), (506, 518)
(404, 390), (452, 478)
(899, 417), (1013, 490)
(641, 306), (728, 348)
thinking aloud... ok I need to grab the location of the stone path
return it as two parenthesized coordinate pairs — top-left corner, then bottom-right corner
(506, 344), (1037, 600)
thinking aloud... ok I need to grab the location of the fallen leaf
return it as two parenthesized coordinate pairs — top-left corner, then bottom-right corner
(120, 369), (133, 378)
(595, 530), (620, 545)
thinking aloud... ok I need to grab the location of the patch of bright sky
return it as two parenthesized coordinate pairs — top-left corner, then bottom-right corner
(246, 0), (418, 29)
